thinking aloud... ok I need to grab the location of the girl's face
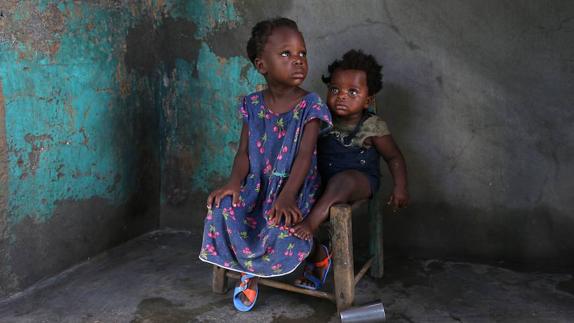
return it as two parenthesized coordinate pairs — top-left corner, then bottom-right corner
(255, 27), (308, 87)
(326, 69), (372, 118)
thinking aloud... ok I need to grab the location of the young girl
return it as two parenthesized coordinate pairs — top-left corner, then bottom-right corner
(292, 50), (409, 289)
(199, 18), (332, 311)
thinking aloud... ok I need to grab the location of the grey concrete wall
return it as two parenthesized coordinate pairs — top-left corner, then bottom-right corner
(162, 0), (574, 269)
(297, 0), (574, 268)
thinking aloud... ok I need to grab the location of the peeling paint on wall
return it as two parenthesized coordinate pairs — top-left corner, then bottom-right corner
(0, 78), (8, 221)
(158, 0), (263, 210)
(1, 0), (255, 227)
(167, 0), (241, 38)
(186, 43), (262, 190)
(1, 77), (20, 297)
(0, 1), (161, 296)
(0, 2), (151, 224)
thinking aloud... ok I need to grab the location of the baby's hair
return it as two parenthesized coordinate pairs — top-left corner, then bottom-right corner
(322, 50), (383, 96)
(246, 17), (300, 64)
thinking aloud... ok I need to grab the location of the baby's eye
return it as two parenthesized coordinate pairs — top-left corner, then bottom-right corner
(328, 87), (339, 95)
(299, 51), (307, 58)
(348, 89), (359, 97)
(280, 51), (290, 57)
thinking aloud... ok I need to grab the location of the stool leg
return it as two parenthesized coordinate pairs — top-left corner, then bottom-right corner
(212, 266), (228, 294)
(331, 204), (354, 312)
(369, 197), (384, 278)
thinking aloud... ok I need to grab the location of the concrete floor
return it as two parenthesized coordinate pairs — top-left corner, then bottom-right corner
(0, 230), (573, 323)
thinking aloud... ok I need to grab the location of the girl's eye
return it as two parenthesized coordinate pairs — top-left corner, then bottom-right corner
(299, 51), (307, 58)
(328, 87), (339, 94)
(280, 51), (290, 57)
(348, 89), (359, 97)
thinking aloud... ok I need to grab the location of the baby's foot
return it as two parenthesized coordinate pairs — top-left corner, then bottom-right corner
(292, 220), (316, 240)
(294, 245), (329, 289)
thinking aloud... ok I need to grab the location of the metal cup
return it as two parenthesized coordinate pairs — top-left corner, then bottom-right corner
(339, 300), (386, 322)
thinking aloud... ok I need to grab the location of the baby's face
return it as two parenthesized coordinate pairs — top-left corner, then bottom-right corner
(326, 69), (371, 118)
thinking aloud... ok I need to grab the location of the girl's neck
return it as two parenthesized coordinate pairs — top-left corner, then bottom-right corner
(264, 83), (304, 102)
(262, 82), (307, 114)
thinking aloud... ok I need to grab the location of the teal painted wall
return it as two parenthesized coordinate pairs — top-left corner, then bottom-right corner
(0, 1), (162, 296)
(0, 0), (264, 298)
(0, 0), (161, 224)
(158, 1), (264, 227)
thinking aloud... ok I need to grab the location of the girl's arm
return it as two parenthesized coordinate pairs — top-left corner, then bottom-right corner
(207, 123), (250, 208)
(228, 123), (250, 187)
(371, 135), (409, 209)
(269, 119), (321, 226)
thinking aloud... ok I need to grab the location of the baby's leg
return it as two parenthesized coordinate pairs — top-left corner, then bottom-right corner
(292, 170), (372, 240)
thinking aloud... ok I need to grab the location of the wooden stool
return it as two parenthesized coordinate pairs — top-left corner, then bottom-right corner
(211, 197), (384, 313)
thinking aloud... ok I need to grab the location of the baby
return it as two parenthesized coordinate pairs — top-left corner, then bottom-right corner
(292, 50), (409, 290)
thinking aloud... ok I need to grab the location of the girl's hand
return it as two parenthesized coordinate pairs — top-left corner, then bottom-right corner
(268, 194), (302, 227)
(207, 182), (241, 209)
(388, 186), (409, 212)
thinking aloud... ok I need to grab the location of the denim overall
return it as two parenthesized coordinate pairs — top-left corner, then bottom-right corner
(317, 113), (381, 195)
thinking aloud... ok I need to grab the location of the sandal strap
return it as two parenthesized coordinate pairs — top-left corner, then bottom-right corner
(242, 288), (257, 303)
(314, 245), (332, 268)
(239, 274), (254, 288)
(314, 254), (331, 268)
(238, 274), (258, 304)
(303, 270), (322, 289)
(240, 273), (253, 284)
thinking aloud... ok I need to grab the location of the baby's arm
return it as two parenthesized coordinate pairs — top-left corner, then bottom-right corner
(269, 119), (321, 226)
(371, 135), (409, 209)
(207, 123), (250, 208)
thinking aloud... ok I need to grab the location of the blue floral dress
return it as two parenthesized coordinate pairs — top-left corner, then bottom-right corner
(199, 91), (332, 277)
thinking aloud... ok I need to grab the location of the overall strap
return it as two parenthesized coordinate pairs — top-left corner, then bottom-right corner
(341, 112), (373, 146)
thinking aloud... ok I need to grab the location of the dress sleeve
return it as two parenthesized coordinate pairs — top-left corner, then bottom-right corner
(238, 96), (248, 123)
(299, 93), (332, 128)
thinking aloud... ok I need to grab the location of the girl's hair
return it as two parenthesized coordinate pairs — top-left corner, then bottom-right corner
(246, 17), (300, 64)
(322, 50), (383, 96)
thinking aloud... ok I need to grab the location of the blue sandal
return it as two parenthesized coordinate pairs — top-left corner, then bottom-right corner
(233, 274), (258, 311)
(294, 244), (332, 290)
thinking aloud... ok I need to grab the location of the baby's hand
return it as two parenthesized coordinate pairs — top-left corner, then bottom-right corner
(387, 186), (409, 212)
(268, 194), (302, 227)
(206, 182), (241, 209)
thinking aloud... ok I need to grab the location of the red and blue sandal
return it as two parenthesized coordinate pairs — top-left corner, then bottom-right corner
(294, 244), (332, 291)
(233, 273), (258, 311)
